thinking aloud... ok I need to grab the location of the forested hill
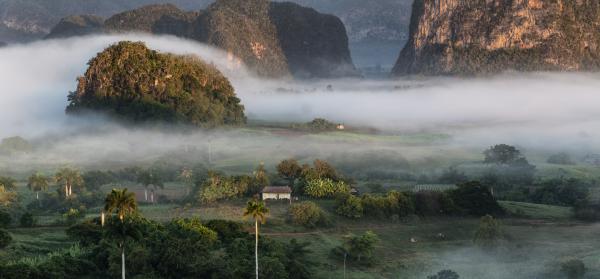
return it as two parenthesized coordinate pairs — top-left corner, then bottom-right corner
(67, 41), (246, 127)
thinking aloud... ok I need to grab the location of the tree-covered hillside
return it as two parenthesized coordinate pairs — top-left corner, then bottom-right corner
(67, 41), (246, 127)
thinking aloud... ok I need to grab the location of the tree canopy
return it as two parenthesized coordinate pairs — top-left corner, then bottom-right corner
(67, 41), (246, 128)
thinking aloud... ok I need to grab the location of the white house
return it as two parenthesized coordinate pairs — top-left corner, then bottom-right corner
(261, 186), (292, 201)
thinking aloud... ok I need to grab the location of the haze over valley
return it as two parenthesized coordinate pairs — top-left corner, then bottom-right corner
(0, 1), (599, 279)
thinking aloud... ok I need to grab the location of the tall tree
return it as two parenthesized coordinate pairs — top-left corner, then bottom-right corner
(277, 159), (302, 187)
(251, 163), (270, 195)
(27, 172), (49, 200)
(54, 168), (84, 198)
(178, 167), (194, 196)
(104, 189), (138, 279)
(104, 189), (138, 222)
(0, 176), (16, 191)
(483, 144), (522, 165)
(243, 199), (269, 279)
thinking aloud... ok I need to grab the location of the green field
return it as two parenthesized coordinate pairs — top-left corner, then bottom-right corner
(499, 201), (573, 220)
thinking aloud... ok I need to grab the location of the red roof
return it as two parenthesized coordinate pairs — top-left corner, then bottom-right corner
(261, 186), (292, 194)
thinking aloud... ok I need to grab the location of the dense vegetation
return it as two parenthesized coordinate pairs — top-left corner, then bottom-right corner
(0, 138), (598, 278)
(67, 41), (246, 127)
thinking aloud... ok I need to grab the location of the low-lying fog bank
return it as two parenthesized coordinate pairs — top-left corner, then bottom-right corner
(1, 34), (600, 171)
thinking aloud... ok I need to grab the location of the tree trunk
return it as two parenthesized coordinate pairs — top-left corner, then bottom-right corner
(255, 219), (259, 279)
(150, 191), (154, 203)
(68, 184), (72, 196)
(144, 188), (148, 201)
(64, 184), (68, 198)
(36, 192), (39, 200)
(121, 247), (126, 279)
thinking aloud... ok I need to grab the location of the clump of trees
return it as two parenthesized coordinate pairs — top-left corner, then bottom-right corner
(480, 144), (536, 198)
(1, 192), (314, 279)
(331, 231), (379, 265)
(304, 178), (349, 198)
(528, 178), (589, 207)
(276, 158), (350, 198)
(336, 191), (414, 219)
(449, 181), (504, 216)
(335, 181), (502, 220)
(288, 201), (329, 228)
(292, 118), (338, 132)
(335, 194), (364, 219)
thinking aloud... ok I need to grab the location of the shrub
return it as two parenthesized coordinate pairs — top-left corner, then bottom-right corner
(0, 210), (11, 228)
(413, 191), (457, 216)
(449, 181), (504, 216)
(20, 212), (36, 227)
(198, 173), (252, 203)
(288, 201), (328, 228)
(63, 208), (85, 225)
(335, 194), (363, 219)
(427, 269), (460, 279)
(0, 229), (12, 248)
(304, 178), (349, 198)
(361, 191), (414, 218)
(473, 215), (503, 250)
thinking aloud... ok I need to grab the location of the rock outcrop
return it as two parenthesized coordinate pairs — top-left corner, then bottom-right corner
(46, 1), (357, 79)
(269, 2), (358, 78)
(393, 0), (600, 76)
(104, 4), (197, 35)
(191, 0), (290, 78)
(67, 41), (246, 127)
(46, 15), (104, 39)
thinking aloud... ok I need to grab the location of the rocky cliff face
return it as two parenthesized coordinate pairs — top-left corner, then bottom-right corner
(104, 4), (197, 35)
(191, 0), (290, 78)
(0, 0), (209, 43)
(393, 0), (600, 75)
(47, 1), (356, 79)
(269, 2), (358, 78)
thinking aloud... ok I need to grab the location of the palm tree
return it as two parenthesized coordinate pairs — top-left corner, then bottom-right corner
(243, 199), (269, 279)
(178, 168), (193, 196)
(27, 172), (49, 200)
(104, 188), (138, 279)
(104, 188), (137, 221)
(54, 168), (84, 198)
